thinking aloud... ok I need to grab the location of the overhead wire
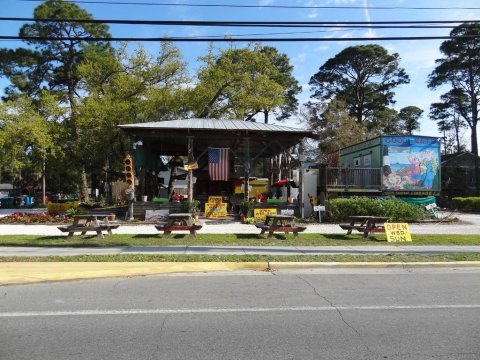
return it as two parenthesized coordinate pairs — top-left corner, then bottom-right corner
(0, 17), (478, 26)
(1, 34), (480, 42)
(16, 0), (480, 11)
(1, 17), (479, 43)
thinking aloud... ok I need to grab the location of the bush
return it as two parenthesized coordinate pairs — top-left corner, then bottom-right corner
(239, 200), (254, 217)
(326, 197), (427, 222)
(452, 197), (480, 212)
(182, 200), (201, 214)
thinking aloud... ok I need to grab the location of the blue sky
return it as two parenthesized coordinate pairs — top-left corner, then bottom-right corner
(1, 0), (480, 143)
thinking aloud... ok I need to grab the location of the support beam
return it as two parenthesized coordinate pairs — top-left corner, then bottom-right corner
(244, 137), (251, 200)
(298, 140), (305, 218)
(187, 136), (194, 201)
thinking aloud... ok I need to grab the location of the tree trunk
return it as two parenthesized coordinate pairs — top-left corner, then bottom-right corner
(80, 166), (89, 203)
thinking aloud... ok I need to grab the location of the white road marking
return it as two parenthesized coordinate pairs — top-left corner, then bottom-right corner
(1, 304), (480, 317)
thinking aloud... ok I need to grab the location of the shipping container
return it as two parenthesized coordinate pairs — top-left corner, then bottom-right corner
(324, 135), (441, 196)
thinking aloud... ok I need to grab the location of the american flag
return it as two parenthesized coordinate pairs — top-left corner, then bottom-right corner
(208, 148), (229, 181)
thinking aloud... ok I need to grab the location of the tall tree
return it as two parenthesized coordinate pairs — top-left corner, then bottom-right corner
(0, 0), (112, 201)
(77, 42), (190, 182)
(257, 46), (301, 123)
(0, 92), (62, 195)
(428, 22), (480, 156)
(398, 106), (423, 135)
(309, 44), (409, 129)
(302, 100), (369, 162)
(193, 44), (298, 122)
(429, 93), (468, 154)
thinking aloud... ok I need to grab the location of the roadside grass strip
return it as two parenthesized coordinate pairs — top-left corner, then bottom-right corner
(0, 233), (479, 247)
(1, 253), (480, 263)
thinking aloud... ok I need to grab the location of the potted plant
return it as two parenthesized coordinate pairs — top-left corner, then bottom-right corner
(182, 199), (201, 220)
(239, 199), (254, 222)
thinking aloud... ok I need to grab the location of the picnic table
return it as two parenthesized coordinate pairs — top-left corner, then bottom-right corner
(339, 215), (389, 238)
(57, 214), (119, 239)
(255, 214), (306, 238)
(155, 213), (203, 237)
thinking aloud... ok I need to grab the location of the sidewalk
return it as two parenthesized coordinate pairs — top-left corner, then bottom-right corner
(2, 245), (480, 257)
(0, 210), (479, 235)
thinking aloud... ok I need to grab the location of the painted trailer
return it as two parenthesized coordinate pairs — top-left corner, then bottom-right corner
(323, 135), (441, 196)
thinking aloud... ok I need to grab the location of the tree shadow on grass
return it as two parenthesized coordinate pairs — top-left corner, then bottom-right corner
(321, 234), (387, 242)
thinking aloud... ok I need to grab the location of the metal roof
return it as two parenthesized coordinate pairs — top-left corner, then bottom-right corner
(118, 118), (312, 135)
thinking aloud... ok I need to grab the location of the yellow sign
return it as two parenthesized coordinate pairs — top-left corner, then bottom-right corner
(253, 208), (277, 222)
(208, 196), (223, 204)
(47, 201), (79, 214)
(385, 223), (412, 242)
(205, 202), (227, 218)
(183, 162), (198, 171)
(234, 179), (269, 196)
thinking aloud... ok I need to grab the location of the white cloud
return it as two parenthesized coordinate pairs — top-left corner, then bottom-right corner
(294, 52), (308, 63)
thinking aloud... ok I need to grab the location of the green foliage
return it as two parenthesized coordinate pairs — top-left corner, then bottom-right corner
(243, 217), (256, 224)
(326, 197), (427, 222)
(398, 106), (423, 135)
(452, 197), (480, 212)
(309, 44), (409, 128)
(193, 44), (300, 122)
(239, 200), (255, 217)
(65, 207), (84, 216)
(428, 22), (480, 155)
(182, 199), (201, 214)
(301, 100), (369, 161)
(0, 93), (62, 190)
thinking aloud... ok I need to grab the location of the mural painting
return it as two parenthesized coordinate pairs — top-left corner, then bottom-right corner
(382, 137), (440, 192)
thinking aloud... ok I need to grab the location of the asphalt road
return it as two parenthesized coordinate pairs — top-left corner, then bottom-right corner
(1, 268), (480, 360)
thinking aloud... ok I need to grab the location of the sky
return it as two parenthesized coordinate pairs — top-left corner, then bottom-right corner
(1, 0), (480, 144)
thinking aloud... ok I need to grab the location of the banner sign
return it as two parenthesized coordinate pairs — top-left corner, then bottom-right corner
(385, 223), (412, 242)
(47, 201), (78, 214)
(254, 208), (277, 222)
(208, 196), (223, 204)
(184, 162), (198, 171)
(205, 202), (227, 218)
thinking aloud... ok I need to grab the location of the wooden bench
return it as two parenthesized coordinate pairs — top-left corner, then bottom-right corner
(255, 223), (306, 238)
(57, 224), (120, 238)
(57, 214), (120, 239)
(340, 216), (388, 238)
(155, 223), (203, 237)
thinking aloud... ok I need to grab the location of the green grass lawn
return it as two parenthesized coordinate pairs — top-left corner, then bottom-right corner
(1, 253), (480, 263)
(0, 233), (479, 246)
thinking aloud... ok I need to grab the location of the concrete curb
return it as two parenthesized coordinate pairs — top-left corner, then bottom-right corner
(268, 261), (480, 269)
(0, 262), (269, 286)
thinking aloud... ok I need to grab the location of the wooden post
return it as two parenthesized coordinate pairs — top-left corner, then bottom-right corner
(187, 136), (194, 201)
(244, 137), (251, 200)
(298, 141), (305, 218)
(127, 135), (135, 221)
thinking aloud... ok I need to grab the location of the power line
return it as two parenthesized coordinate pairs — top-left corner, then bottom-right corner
(2, 34), (480, 42)
(0, 17), (477, 27)
(17, 0), (480, 11)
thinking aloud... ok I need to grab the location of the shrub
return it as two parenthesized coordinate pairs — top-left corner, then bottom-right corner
(326, 197), (427, 222)
(452, 197), (480, 212)
(182, 200), (201, 214)
(239, 200), (254, 217)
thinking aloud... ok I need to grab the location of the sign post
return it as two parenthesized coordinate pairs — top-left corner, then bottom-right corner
(313, 205), (326, 222)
